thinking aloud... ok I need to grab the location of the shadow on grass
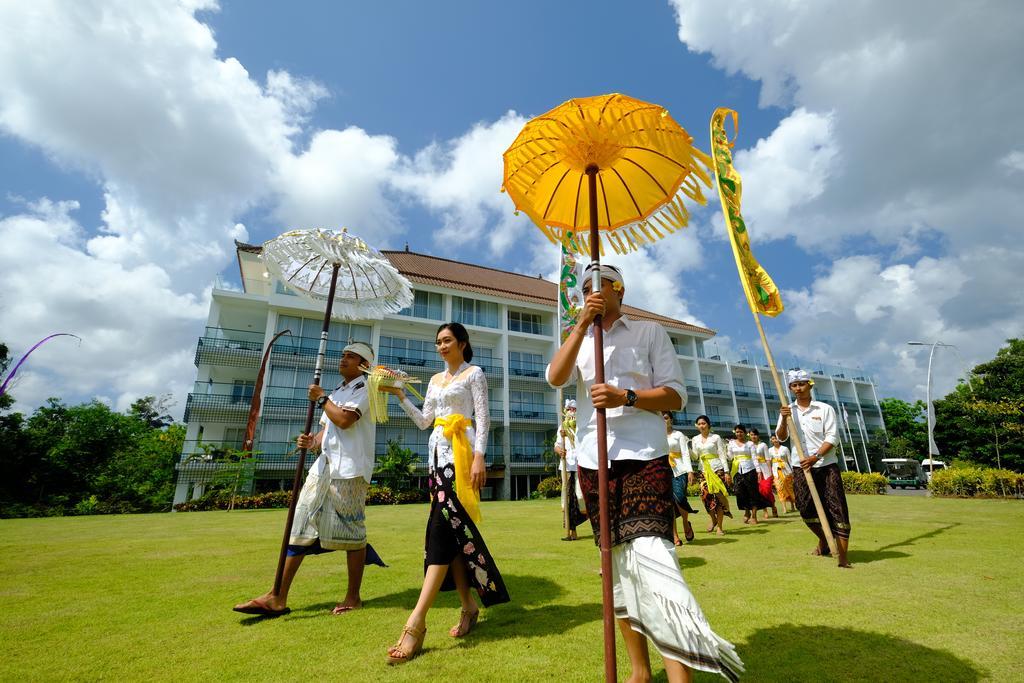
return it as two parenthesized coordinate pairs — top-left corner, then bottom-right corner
(848, 523), (959, 565)
(727, 624), (983, 682)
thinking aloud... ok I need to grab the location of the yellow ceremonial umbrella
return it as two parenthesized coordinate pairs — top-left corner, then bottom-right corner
(502, 93), (712, 682)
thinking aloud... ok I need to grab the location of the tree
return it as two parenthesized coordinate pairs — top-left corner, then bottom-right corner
(933, 339), (1024, 471)
(375, 439), (418, 491)
(878, 398), (928, 456)
(128, 395), (175, 428)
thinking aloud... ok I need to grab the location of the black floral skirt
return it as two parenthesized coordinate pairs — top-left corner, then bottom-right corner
(578, 456), (675, 547)
(425, 462), (510, 607)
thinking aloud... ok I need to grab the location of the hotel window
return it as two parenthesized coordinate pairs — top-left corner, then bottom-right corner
(452, 296), (499, 329)
(510, 390), (549, 418)
(275, 316), (371, 351)
(508, 310), (544, 334)
(509, 350), (544, 378)
(397, 290), (443, 320)
(378, 336), (434, 366)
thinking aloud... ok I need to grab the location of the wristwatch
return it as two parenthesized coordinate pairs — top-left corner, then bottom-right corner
(316, 395), (328, 408)
(624, 389), (638, 407)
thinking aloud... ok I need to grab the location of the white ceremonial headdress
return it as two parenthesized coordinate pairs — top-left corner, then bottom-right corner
(343, 342), (375, 365)
(564, 399), (577, 409)
(787, 369), (814, 386)
(582, 263), (624, 289)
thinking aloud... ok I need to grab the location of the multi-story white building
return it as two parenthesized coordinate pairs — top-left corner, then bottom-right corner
(173, 242), (886, 505)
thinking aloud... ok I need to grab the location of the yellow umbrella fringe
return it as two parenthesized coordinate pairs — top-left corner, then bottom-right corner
(645, 221), (664, 240)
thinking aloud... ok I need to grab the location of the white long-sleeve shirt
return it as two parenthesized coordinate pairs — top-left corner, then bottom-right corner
(399, 362), (489, 471)
(752, 441), (771, 478)
(547, 317), (685, 470)
(690, 433), (728, 473)
(768, 445), (792, 477)
(729, 439), (756, 474)
(775, 400), (839, 468)
(556, 428), (578, 473)
(667, 430), (693, 477)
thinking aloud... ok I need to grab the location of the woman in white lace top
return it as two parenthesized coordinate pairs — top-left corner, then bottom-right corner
(379, 322), (509, 664)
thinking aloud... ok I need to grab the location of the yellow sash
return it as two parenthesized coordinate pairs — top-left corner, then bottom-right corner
(434, 414), (481, 524)
(730, 453), (752, 477)
(668, 451), (681, 469)
(699, 453), (728, 496)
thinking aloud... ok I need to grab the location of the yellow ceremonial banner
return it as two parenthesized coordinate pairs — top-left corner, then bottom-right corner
(710, 108), (784, 317)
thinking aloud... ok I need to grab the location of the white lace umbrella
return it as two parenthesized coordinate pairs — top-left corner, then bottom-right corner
(259, 227), (412, 597)
(262, 228), (413, 319)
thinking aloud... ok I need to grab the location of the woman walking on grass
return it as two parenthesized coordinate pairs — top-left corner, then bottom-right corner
(378, 322), (509, 664)
(691, 415), (732, 535)
(750, 428), (779, 518)
(729, 424), (771, 525)
(663, 411), (698, 545)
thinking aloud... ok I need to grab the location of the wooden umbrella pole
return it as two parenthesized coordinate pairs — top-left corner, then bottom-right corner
(273, 262), (342, 596)
(587, 165), (617, 683)
(752, 313), (838, 557)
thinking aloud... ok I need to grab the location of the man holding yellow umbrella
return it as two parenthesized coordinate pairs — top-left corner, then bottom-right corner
(506, 92), (743, 682)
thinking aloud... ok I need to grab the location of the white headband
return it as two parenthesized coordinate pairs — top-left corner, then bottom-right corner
(343, 342), (375, 365)
(582, 263), (624, 289)
(564, 399), (577, 409)
(787, 369), (813, 385)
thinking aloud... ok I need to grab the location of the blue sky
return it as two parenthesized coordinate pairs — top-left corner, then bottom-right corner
(1, 0), (1022, 417)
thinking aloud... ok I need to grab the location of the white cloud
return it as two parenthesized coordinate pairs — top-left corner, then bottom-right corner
(670, 0), (1024, 397)
(272, 127), (404, 243)
(393, 112), (531, 252)
(0, 200), (205, 415)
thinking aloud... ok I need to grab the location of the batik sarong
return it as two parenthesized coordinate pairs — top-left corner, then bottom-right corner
(774, 468), (795, 503)
(578, 456), (675, 547)
(793, 463), (851, 539)
(698, 470), (732, 518)
(566, 471), (588, 531)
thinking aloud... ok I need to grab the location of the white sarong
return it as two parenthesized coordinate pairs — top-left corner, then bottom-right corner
(612, 536), (744, 681)
(289, 471), (369, 551)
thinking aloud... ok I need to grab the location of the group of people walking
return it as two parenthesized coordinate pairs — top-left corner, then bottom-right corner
(232, 261), (853, 681)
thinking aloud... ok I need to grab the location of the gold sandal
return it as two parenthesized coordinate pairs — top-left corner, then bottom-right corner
(387, 623), (426, 665)
(448, 609), (479, 638)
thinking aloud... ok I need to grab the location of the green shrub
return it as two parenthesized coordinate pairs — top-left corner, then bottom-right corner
(395, 488), (428, 504)
(841, 471), (889, 495)
(929, 467), (1023, 498)
(535, 476), (562, 499)
(365, 485), (396, 505)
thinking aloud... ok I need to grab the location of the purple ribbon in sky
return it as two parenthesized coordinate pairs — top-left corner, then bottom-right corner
(0, 333), (82, 398)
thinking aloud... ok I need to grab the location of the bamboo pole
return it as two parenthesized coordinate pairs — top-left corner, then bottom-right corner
(752, 314), (839, 558)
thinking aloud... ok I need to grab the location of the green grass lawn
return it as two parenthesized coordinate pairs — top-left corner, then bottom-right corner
(1, 495), (1020, 681)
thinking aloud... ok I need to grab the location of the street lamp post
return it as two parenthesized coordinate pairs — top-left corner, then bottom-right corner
(906, 341), (955, 476)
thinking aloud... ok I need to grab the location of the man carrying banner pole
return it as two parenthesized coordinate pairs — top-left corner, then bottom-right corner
(710, 107), (839, 561)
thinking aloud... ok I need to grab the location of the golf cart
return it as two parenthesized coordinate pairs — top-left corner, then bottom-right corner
(920, 458), (947, 481)
(881, 458), (929, 489)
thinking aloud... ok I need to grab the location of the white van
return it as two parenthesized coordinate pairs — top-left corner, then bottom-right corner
(920, 459), (947, 481)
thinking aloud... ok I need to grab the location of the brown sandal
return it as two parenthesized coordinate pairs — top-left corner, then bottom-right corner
(449, 608), (479, 638)
(387, 623), (426, 664)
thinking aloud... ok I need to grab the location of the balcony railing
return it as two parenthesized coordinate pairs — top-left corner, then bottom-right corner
(701, 379), (732, 396)
(507, 319), (553, 336)
(509, 408), (557, 423)
(194, 327), (265, 368)
(510, 445), (550, 464)
(183, 393), (252, 423)
(509, 361), (546, 379)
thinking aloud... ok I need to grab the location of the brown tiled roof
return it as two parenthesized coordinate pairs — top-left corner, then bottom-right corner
(234, 242), (714, 336)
